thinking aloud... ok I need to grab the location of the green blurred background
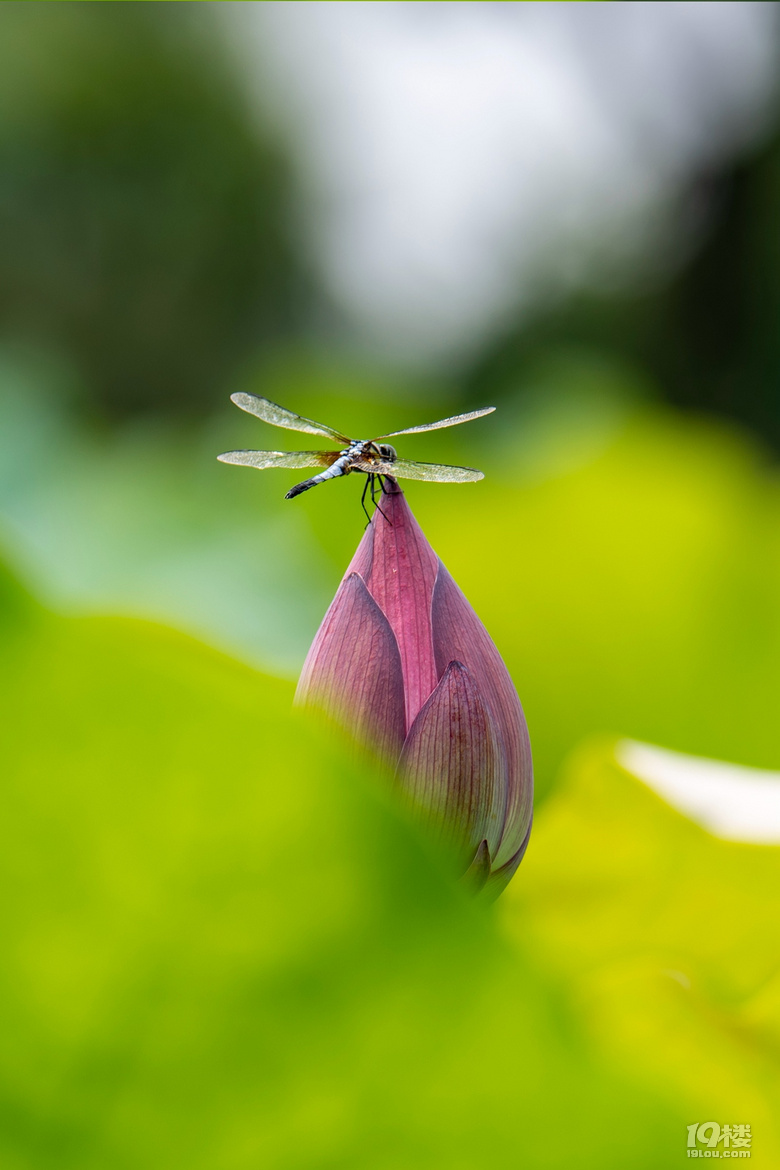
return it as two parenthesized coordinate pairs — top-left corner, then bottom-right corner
(2, 4), (780, 1167)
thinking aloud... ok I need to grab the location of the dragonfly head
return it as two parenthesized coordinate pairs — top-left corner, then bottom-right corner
(377, 443), (397, 463)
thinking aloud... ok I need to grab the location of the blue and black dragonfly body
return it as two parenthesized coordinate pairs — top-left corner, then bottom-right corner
(218, 393), (494, 518)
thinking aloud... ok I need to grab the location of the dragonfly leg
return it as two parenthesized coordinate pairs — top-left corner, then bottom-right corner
(360, 475), (372, 526)
(370, 475), (391, 525)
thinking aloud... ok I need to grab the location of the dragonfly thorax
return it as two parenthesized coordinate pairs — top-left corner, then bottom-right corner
(344, 440), (397, 466)
(345, 440), (370, 459)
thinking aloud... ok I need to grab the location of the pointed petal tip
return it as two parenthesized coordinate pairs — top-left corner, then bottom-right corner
(483, 816), (533, 900)
(462, 839), (491, 893)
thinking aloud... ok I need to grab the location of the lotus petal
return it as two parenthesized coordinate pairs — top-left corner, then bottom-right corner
(342, 509), (375, 584)
(296, 572), (406, 762)
(397, 661), (505, 863)
(431, 563), (533, 869)
(346, 484), (439, 732)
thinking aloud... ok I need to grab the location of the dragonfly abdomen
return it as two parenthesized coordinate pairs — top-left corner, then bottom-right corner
(285, 452), (352, 499)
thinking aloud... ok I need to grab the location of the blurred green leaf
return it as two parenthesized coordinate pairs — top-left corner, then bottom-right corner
(504, 738), (780, 1166)
(0, 564), (681, 1169)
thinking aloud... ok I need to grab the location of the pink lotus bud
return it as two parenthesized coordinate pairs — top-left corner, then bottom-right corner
(297, 483), (532, 894)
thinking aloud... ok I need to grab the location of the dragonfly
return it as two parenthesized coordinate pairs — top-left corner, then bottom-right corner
(217, 393), (495, 520)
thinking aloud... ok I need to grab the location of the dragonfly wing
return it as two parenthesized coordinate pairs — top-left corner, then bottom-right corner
(230, 392), (350, 443)
(217, 450), (340, 470)
(374, 458), (484, 483)
(376, 406), (495, 438)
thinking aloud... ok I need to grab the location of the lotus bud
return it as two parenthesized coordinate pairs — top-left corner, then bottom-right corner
(297, 482), (532, 894)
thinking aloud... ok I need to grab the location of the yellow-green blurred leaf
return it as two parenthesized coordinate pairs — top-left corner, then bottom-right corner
(504, 738), (780, 1166)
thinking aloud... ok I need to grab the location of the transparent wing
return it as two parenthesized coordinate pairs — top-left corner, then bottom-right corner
(217, 449), (340, 470)
(376, 406), (495, 438)
(230, 392), (350, 443)
(366, 458), (484, 483)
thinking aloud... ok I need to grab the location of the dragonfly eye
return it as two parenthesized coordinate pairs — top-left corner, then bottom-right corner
(378, 444), (397, 462)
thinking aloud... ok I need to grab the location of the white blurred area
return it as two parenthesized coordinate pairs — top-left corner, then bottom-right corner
(222, 1), (780, 364)
(617, 740), (780, 844)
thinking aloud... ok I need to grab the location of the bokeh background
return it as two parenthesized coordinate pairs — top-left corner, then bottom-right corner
(3, 3), (780, 1166)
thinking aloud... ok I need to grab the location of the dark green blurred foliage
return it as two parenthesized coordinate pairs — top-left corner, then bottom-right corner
(648, 136), (780, 445)
(0, 2), (297, 417)
(463, 121), (780, 451)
